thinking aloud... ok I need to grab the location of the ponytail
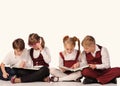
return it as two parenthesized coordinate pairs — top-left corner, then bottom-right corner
(63, 35), (80, 51)
(73, 36), (80, 51)
(63, 35), (69, 43)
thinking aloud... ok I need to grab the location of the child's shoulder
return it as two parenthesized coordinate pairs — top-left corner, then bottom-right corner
(23, 48), (28, 52)
(44, 46), (49, 49)
(59, 50), (64, 54)
(43, 46), (50, 51)
(6, 50), (14, 56)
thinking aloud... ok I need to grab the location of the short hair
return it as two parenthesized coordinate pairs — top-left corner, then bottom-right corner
(82, 35), (95, 47)
(12, 38), (25, 51)
(28, 33), (45, 48)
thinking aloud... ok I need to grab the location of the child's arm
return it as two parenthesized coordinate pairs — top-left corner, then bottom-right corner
(19, 61), (26, 68)
(59, 67), (67, 72)
(1, 63), (9, 78)
(41, 47), (51, 63)
(71, 62), (80, 69)
(80, 51), (88, 67)
(23, 49), (33, 68)
(95, 47), (110, 69)
(59, 55), (68, 72)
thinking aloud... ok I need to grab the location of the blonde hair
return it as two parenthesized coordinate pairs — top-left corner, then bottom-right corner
(82, 35), (95, 47)
(63, 35), (80, 51)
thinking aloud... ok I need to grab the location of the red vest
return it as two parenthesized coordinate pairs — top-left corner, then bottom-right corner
(85, 45), (102, 64)
(30, 48), (49, 67)
(59, 50), (80, 68)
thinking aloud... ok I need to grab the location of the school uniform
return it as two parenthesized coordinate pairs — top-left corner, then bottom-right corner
(18, 47), (50, 82)
(50, 49), (82, 81)
(29, 47), (51, 67)
(81, 45), (120, 84)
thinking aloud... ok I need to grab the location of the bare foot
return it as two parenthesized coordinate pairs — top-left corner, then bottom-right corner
(43, 76), (50, 82)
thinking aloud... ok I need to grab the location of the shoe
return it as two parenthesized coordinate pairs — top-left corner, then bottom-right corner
(50, 76), (59, 82)
(76, 77), (81, 82)
(10, 75), (16, 84)
(109, 78), (117, 84)
(83, 77), (98, 84)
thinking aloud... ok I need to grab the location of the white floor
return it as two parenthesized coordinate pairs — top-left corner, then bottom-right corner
(0, 80), (117, 86)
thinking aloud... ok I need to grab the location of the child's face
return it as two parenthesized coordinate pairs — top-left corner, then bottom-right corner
(83, 44), (95, 53)
(64, 44), (74, 54)
(30, 42), (42, 50)
(14, 49), (23, 56)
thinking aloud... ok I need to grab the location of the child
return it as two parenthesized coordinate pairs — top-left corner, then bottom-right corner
(11, 33), (50, 83)
(0, 38), (32, 81)
(50, 35), (82, 82)
(81, 35), (120, 84)
(28, 33), (51, 67)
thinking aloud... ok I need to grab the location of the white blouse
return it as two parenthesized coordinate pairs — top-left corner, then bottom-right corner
(59, 49), (81, 67)
(31, 47), (51, 64)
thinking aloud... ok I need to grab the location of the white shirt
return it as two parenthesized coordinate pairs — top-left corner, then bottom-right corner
(80, 45), (111, 69)
(59, 49), (81, 67)
(30, 47), (51, 64)
(2, 48), (33, 68)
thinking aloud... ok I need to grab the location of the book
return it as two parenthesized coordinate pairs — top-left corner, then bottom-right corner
(59, 65), (89, 72)
(11, 66), (43, 70)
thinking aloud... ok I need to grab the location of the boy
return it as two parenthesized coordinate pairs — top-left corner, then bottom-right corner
(0, 38), (32, 80)
(81, 35), (120, 84)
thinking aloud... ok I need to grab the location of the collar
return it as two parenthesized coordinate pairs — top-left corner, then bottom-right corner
(92, 45), (100, 54)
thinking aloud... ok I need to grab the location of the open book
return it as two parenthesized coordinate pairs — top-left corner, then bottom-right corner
(59, 65), (89, 72)
(11, 66), (43, 70)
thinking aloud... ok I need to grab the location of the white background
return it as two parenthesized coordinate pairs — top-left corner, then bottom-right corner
(0, 0), (120, 85)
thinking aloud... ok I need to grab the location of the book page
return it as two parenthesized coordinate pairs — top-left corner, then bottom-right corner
(59, 65), (89, 72)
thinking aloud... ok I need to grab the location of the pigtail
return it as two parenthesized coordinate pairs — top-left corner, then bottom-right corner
(63, 35), (69, 43)
(40, 37), (45, 48)
(73, 36), (80, 51)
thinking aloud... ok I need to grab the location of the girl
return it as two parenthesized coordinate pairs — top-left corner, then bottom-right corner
(50, 35), (82, 82)
(28, 33), (51, 67)
(11, 33), (51, 83)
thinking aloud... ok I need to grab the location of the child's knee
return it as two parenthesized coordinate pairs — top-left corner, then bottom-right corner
(49, 68), (58, 74)
(81, 68), (91, 76)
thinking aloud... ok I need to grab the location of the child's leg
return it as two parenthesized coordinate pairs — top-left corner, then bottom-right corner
(50, 68), (67, 78)
(81, 68), (100, 84)
(81, 68), (100, 78)
(58, 71), (81, 81)
(97, 67), (120, 84)
(19, 66), (49, 82)
(11, 67), (50, 83)
(13, 68), (33, 77)
(6, 67), (16, 79)
(0, 67), (15, 81)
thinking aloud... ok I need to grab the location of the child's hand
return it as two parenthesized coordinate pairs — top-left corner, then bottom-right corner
(89, 64), (96, 69)
(19, 61), (26, 68)
(59, 67), (66, 72)
(3, 72), (9, 78)
(38, 43), (43, 51)
(71, 62), (80, 69)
